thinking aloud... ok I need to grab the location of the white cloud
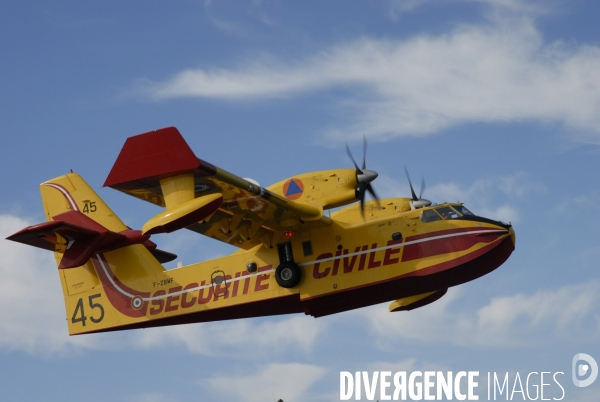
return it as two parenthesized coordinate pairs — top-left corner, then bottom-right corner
(134, 315), (325, 358)
(0, 215), (78, 355)
(132, 5), (600, 143)
(359, 280), (600, 348)
(202, 362), (327, 402)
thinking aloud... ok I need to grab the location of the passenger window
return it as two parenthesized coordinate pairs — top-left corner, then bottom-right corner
(422, 210), (442, 223)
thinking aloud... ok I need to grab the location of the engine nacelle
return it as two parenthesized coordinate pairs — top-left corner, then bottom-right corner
(267, 169), (358, 210)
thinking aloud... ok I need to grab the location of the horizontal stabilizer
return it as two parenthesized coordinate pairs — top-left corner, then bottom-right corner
(6, 211), (176, 268)
(6, 219), (99, 252)
(143, 239), (177, 263)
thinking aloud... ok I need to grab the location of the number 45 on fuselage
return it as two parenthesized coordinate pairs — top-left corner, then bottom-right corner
(7, 127), (515, 335)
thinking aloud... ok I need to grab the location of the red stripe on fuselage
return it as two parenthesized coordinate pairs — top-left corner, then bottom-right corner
(91, 254), (149, 318)
(402, 227), (505, 262)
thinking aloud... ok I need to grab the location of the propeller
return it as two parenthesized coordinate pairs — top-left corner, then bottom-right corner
(404, 166), (432, 210)
(346, 137), (379, 214)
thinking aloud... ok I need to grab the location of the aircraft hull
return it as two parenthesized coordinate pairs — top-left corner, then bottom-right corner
(87, 226), (514, 333)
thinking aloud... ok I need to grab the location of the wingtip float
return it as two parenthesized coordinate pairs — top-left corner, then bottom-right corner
(7, 127), (515, 335)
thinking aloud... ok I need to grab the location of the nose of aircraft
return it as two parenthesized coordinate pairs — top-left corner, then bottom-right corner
(488, 219), (516, 248)
(508, 226), (516, 248)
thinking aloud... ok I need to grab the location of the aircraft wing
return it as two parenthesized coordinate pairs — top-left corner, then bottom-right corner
(104, 127), (328, 250)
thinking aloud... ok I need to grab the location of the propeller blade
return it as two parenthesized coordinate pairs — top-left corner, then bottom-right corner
(362, 135), (367, 171)
(348, 138), (379, 217)
(404, 166), (418, 201)
(346, 144), (362, 173)
(419, 177), (426, 200)
(357, 182), (367, 216)
(360, 194), (365, 214)
(366, 183), (379, 206)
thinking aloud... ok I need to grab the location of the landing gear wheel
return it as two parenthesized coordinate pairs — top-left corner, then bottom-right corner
(275, 262), (302, 288)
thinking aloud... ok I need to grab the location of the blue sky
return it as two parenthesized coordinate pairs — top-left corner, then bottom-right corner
(1, 0), (600, 401)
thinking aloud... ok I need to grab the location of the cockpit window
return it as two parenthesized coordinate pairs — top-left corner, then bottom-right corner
(451, 205), (474, 216)
(422, 205), (475, 223)
(435, 206), (461, 220)
(422, 209), (442, 223)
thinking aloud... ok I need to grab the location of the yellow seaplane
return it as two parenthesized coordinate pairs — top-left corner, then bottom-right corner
(7, 127), (515, 335)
